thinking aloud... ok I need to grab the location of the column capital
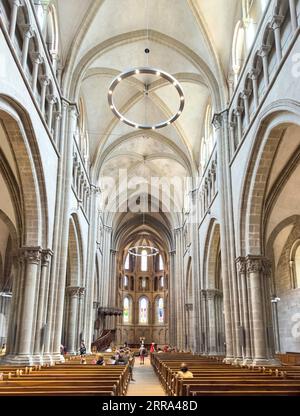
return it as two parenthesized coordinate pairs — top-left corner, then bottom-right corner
(241, 89), (251, 99)
(207, 288), (222, 299)
(246, 255), (264, 273)
(41, 249), (53, 266)
(22, 24), (35, 38)
(258, 44), (271, 57)
(249, 68), (259, 80)
(31, 52), (44, 65)
(200, 289), (207, 299)
(236, 256), (246, 273)
(40, 75), (50, 86)
(13, 0), (24, 7)
(91, 185), (101, 195)
(66, 286), (81, 297)
(54, 110), (62, 120)
(19, 247), (42, 264)
(111, 249), (118, 255)
(47, 94), (57, 105)
(169, 249), (176, 256)
(79, 287), (85, 298)
(270, 15), (284, 30)
(234, 106), (243, 117)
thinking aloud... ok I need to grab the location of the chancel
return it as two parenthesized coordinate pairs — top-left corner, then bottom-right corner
(0, 0), (300, 398)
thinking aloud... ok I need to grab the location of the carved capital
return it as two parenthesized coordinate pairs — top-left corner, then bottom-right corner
(249, 68), (259, 80)
(241, 89), (251, 100)
(212, 113), (222, 130)
(40, 75), (50, 86)
(185, 303), (193, 311)
(47, 94), (57, 105)
(270, 15), (284, 30)
(236, 256), (246, 274)
(66, 286), (80, 297)
(258, 44), (271, 57)
(54, 111), (61, 121)
(22, 24), (34, 38)
(234, 106), (243, 117)
(19, 247), (42, 265)
(263, 258), (272, 277)
(246, 256), (264, 274)
(79, 287), (85, 298)
(31, 52), (44, 65)
(41, 249), (53, 267)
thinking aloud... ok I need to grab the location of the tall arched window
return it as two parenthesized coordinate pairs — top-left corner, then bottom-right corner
(123, 297), (130, 323)
(124, 275), (128, 288)
(141, 249), (148, 271)
(139, 297), (148, 324)
(125, 253), (130, 270)
(159, 255), (164, 270)
(158, 298), (164, 323)
(295, 245), (300, 289)
(290, 240), (300, 289)
(160, 276), (164, 289)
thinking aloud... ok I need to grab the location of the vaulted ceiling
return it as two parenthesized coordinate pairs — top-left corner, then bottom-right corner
(56, 0), (242, 225)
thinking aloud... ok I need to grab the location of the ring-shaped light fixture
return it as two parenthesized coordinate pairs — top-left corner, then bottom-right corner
(128, 245), (159, 257)
(108, 67), (185, 130)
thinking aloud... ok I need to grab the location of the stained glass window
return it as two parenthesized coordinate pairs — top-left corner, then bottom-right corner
(124, 275), (128, 288)
(125, 253), (130, 269)
(123, 297), (129, 323)
(159, 255), (164, 270)
(139, 297), (148, 324)
(158, 298), (164, 323)
(141, 249), (147, 271)
(160, 276), (164, 288)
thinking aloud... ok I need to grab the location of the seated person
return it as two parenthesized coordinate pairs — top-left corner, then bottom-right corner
(95, 353), (105, 365)
(177, 363), (193, 378)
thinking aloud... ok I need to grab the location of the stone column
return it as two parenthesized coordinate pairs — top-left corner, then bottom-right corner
(242, 90), (251, 126)
(77, 287), (85, 345)
(236, 257), (252, 364)
(174, 228), (184, 349)
(234, 108), (243, 143)
(9, 0), (21, 40)
(289, 0), (297, 33)
(3, 247), (41, 364)
(51, 105), (78, 358)
(249, 69), (259, 110)
(42, 102), (68, 360)
(246, 256), (280, 366)
(271, 15), (284, 66)
(82, 186), (100, 352)
(258, 45), (270, 89)
(168, 250), (176, 347)
(46, 94), (56, 130)
(207, 289), (217, 355)
(200, 290), (208, 354)
(212, 113), (235, 363)
(33, 249), (53, 360)
(53, 111), (61, 145)
(66, 286), (80, 354)
(40, 76), (50, 115)
(0, 292), (12, 347)
(21, 25), (34, 69)
(31, 52), (43, 95)
(229, 120), (237, 153)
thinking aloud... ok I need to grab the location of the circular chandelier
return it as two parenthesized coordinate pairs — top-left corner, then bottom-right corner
(108, 67), (185, 130)
(128, 245), (159, 257)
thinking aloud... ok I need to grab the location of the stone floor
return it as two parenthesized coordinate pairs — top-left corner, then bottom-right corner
(126, 356), (166, 396)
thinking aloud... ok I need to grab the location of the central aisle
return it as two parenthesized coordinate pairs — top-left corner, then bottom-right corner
(126, 356), (166, 396)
